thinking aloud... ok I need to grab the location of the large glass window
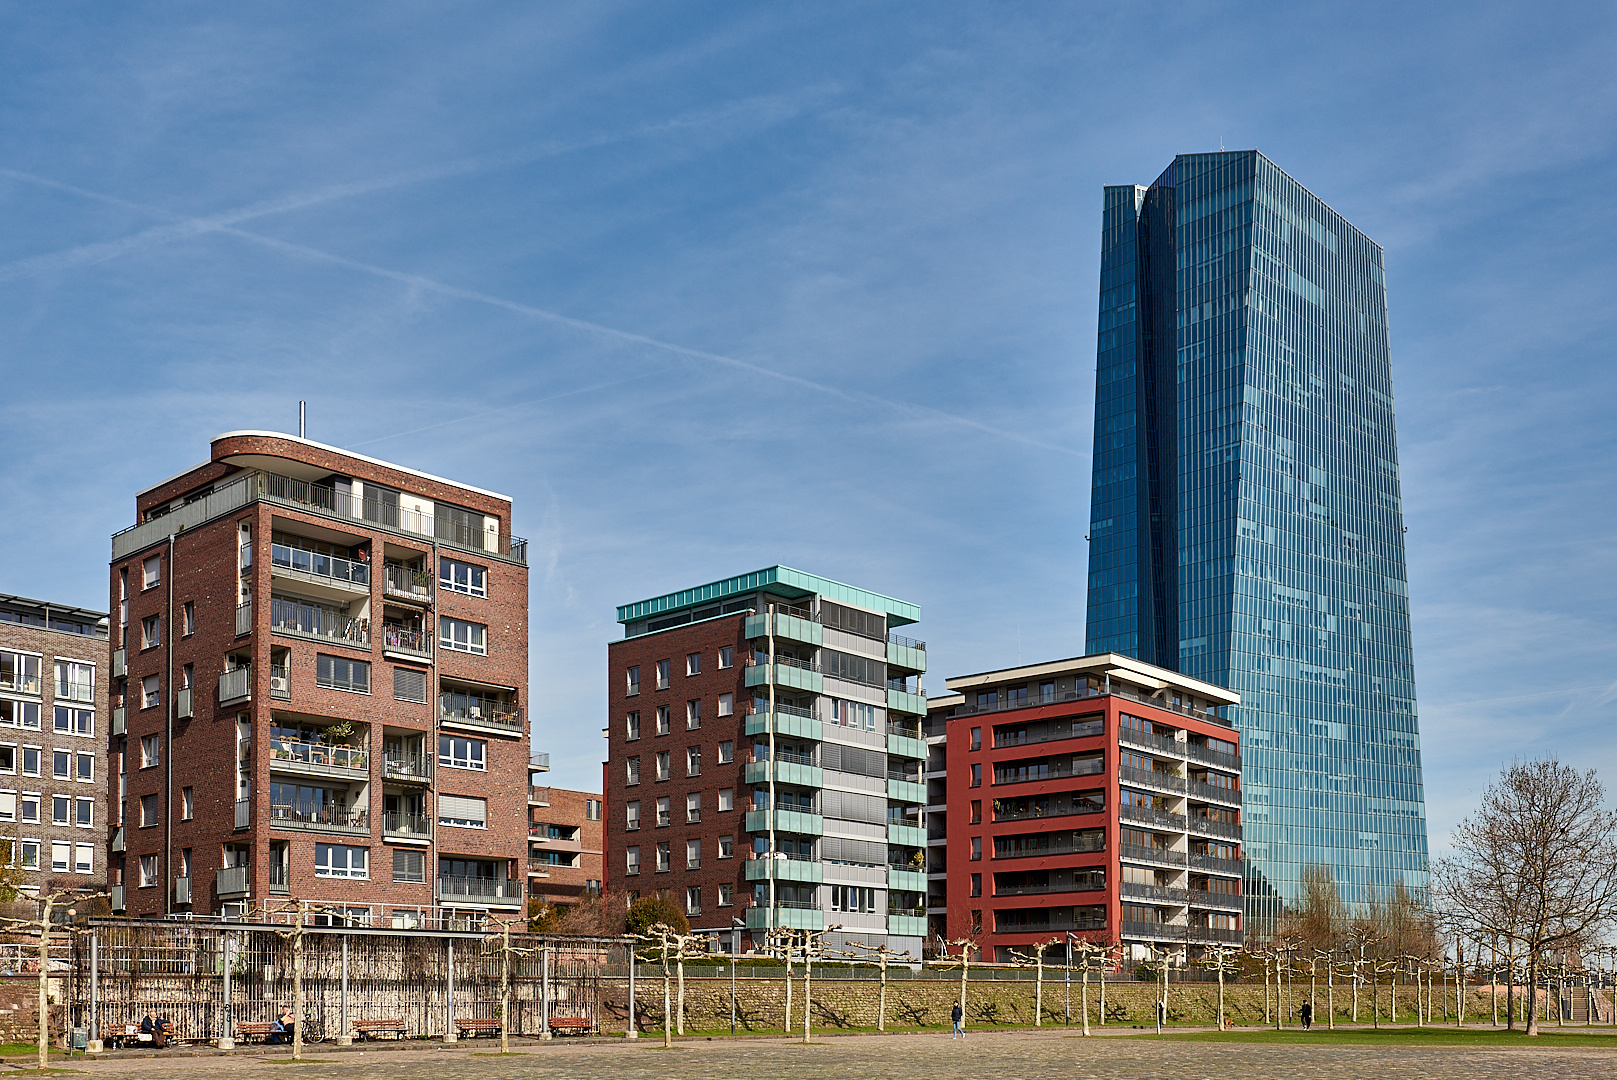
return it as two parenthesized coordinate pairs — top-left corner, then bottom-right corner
(440, 559), (487, 597)
(316, 654), (370, 693)
(315, 844), (369, 879)
(55, 662), (94, 703)
(438, 735), (486, 771)
(439, 617), (487, 655)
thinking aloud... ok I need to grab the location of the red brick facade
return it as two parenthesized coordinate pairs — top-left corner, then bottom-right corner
(526, 784), (603, 909)
(109, 433), (528, 922)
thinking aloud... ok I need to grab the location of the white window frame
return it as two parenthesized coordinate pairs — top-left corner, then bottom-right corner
(54, 706), (94, 737)
(51, 840), (71, 873)
(626, 666), (640, 696)
(717, 787), (733, 812)
(76, 752), (94, 783)
(141, 734), (160, 768)
(437, 794), (488, 829)
(0, 791), (14, 822)
(718, 646), (733, 669)
(718, 882), (734, 906)
(75, 797), (93, 828)
(50, 794), (69, 826)
(74, 842), (94, 874)
(142, 675), (160, 709)
(20, 839), (42, 871)
(438, 735), (487, 771)
(19, 792), (40, 823)
(686, 652), (701, 676)
(439, 617), (488, 656)
(142, 555), (161, 590)
(718, 693), (733, 717)
(625, 846), (641, 875)
(655, 660), (670, 690)
(20, 747), (40, 777)
(625, 712), (640, 740)
(718, 835), (734, 859)
(51, 749), (70, 781)
(439, 558), (487, 598)
(314, 843), (369, 879)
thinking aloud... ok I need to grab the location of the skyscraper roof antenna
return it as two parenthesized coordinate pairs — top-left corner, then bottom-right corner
(299, 401), (306, 439)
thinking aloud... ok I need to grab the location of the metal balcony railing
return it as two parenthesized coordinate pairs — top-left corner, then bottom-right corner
(268, 861), (290, 894)
(887, 632), (926, 650)
(383, 562), (434, 601)
(1120, 764), (1186, 792)
(1120, 803), (1188, 831)
(270, 597), (369, 646)
(383, 812), (431, 836)
(1188, 815), (1242, 841)
(439, 700), (523, 732)
(993, 718), (1105, 749)
(383, 754), (432, 782)
(271, 543), (370, 588)
(437, 875), (520, 901)
(269, 804), (368, 831)
(383, 625), (432, 654)
(1120, 881), (1189, 904)
(216, 864), (250, 897)
(270, 665), (291, 700)
(992, 796), (1105, 823)
(235, 799), (250, 829)
(235, 602), (252, 637)
(219, 667), (251, 704)
(270, 739), (369, 773)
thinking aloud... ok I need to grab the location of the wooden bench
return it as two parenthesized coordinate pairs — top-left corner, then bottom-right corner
(235, 1022), (280, 1044)
(456, 1018), (503, 1039)
(547, 1016), (595, 1037)
(354, 1019), (408, 1041)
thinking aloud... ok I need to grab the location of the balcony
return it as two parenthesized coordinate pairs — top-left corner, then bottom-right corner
(439, 702), (525, 737)
(887, 866), (927, 892)
(268, 861), (289, 895)
(1186, 777), (1242, 808)
(269, 597), (369, 649)
(1189, 851), (1242, 876)
(1189, 889), (1243, 911)
(270, 543), (370, 598)
(268, 804), (369, 835)
(886, 777), (927, 804)
(269, 739), (370, 780)
(236, 602), (253, 638)
(993, 833), (1105, 860)
(235, 799), (250, 829)
(993, 716), (1105, 750)
(743, 758), (823, 788)
(744, 611), (822, 647)
(1121, 881), (1189, 905)
(744, 657), (822, 694)
(745, 904), (825, 932)
(886, 687), (926, 717)
(383, 812), (431, 840)
(383, 754), (433, 784)
(529, 785), (551, 807)
(886, 728), (928, 761)
(993, 877), (1106, 898)
(1120, 803), (1188, 832)
(216, 864), (250, 899)
(109, 884), (126, 911)
(383, 563), (434, 604)
(112, 647), (127, 677)
(1120, 764), (1186, 796)
(992, 793), (1105, 824)
(1185, 741), (1241, 771)
(1119, 842), (1184, 869)
(886, 635), (926, 675)
(436, 875), (522, 906)
(173, 876), (192, 905)
(1187, 925), (1244, 945)
(954, 682), (1232, 728)
(1188, 815), (1242, 842)
(219, 667), (251, 706)
(110, 826), (126, 853)
(887, 822), (927, 848)
(744, 853), (823, 884)
(744, 706), (821, 741)
(1119, 727), (1188, 759)
(176, 687), (194, 720)
(111, 707), (126, 736)
(270, 665), (291, 700)
(382, 625), (433, 661)
(745, 809), (823, 836)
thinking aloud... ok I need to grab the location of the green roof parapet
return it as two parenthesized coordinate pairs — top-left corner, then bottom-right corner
(616, 565), (919, 627)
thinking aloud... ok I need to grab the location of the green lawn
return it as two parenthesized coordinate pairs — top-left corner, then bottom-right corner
(1132, 1026), (1617, 1048)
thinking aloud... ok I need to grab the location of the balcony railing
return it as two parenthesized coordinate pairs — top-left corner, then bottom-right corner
(436, 875), (521, 902)
(887, 719), (924, 740)
(992, 796), (1105, 823)
(1120, 764), (1185, 792)
(1119, 727), (1188, 758)
(954, 683), (1232, 728)
(1189, 889), (1243, 910)
(216, 864), (250, 898)
(383, 812), (431, 837)
(176, 687), (194, 719)
(439, 701), (524, 732)
(993, 878), (1106, 898)
(270, 597), (369, 647)
(1121, 881), (1189, 904)
(1186, 777), (1241, 806)
(1120, 803), (1188, 832)
(756, 701), (816, 721)
(383, 754), (433, 782)
(1184, 741), (1241, 771)
(236, 602), (252, 637)
(887, 632), (926, 650)
(992, 757), (1104, 786)
(383, 563), (434, 601)
(173, 876), (192, 905)
(268, 861), (289, 894)
(993, 718), (1105, 750)
(1189, 851), (1242, 876)
(1188, 815), (1241, 841)
(110, 884), (126, 911)
(269, 804), (369, 832)
(383, 625), (432, 655)
(270, 739), (369, 773)
(271, 543), (370, 588)
(235, 799), (250, 829)
(993, 835), (1106, 860)
(1119, 842), (1183, 867)
(219, 667), (251, 705)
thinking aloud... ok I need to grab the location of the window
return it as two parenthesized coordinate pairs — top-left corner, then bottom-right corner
(47, 841), (67, 873)
(829, 698), (878, 730)
(54, 707), (93, 737)
(19, 841), (40, 871)
(626, 756), (640, 785)
(141, 615), (160, 650)
(718, 835), (734, 859)
(315, 844), (369, 879)
(181, 786), (194, 820)
(183, 601), (195, 636)
(585, 798), (602, 820)
(316, 654), (370, 693)
(655, 842), (670, 873)
(393, 849), (426, 883)
(440, 558), (487, 597)
(0, 652), (42, 695)
(686, 652), (701, 676)
(19, 793), (39, 822)
(970, 800), (981, 824)
(1039, 680), (1056, 703)
(625, 711), (640, 740)
(0, 700), (41, 729)
(686, 838), (700, 869)
(971, 910), (983, 934)
(439, 795), (487, 829)
(52, 796), (69, 825)
(52, 751), (69, 780)
(655, 706), (670, 735)
(718, 882), (733, 906)
(686, 886), (701, 914)
(75, 842), (93, 874)
(686, 792), (701, 823)
(718, 693), (733, 717)
(655, 660), (670, 690)
(21, 748), (39, 776)
(625, 846), (641, 875)
(655, 751), (671, 781)
(970, 727), (981, 751)
(625, 800), (640, 830)
(438, 735), (487, 771)
(717, 787), (733, 812)
(142, 675), (160, 709)
(626, 666), (640, 696)
(75, 797), (93, 827)
(0, 792), (13, 822)
(439, 617), (487, 655)
(830, 885), (877, 913)
(140, 793), (158, 826)
(686, 747), (701, 777)
(0, 747), (11, 774)
(686, 699), (701, 730)
(655, 796), (671, 827)
(718, 646), (733, 669)
(141, 735), (160, 768)
(717, 740), (733, 764)
(970, 836), (981, 861)
(394, 668), (428, 703)
(970, 763), (981, 788)
(142, 555), (161, 590)
(970, 873), (981, 897)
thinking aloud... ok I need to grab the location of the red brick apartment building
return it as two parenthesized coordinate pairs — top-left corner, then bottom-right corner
(106, 432), (529, 924)
(0, 594), (109, 896)
(604, 567), (929, 954)
(526, 769), (603, 912)
(930, 653), (1243, 963)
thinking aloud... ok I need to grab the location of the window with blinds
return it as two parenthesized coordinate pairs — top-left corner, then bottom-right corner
(393, 849), (426, 883)
(438, 794), (487, 829)
(394, 667), (428, 703)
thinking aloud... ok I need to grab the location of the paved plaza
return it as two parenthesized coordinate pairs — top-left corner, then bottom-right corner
(39, 1028), (1617, 1080)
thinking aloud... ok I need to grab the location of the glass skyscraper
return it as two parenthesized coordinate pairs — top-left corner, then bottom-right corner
(1085, 151), (1428, 926)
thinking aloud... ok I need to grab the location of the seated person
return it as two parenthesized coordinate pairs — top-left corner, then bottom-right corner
(271, 1005), (295, 1044)
(139, 1011), (170, 1048)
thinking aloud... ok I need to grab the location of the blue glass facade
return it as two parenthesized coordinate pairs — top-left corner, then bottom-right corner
(1085, 152), (1429, 926)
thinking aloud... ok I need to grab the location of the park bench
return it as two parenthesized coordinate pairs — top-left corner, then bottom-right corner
(354, 1019), (409, 1041)
(547, 1016), (595, 1036)
(456, 1018), (503, 1039)
(235, 1021), (279, 1043)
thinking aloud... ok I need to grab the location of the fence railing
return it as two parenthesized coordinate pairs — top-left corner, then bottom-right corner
(271, 543), (369, 588)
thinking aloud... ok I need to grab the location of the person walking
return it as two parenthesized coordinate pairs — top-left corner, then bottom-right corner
(1300, 1000), (1313, 1031)
(951, 1002), (964, 1039)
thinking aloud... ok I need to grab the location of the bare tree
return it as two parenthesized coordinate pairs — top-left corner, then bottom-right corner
(1290, 863), (1345, 954)
(1434, 759), (1617, 1035)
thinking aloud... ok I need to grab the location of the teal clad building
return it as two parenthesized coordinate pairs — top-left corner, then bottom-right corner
(1085, 152), (1429, 926)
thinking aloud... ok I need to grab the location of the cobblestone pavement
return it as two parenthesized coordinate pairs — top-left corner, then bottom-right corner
(48, 1028), (1617, 1080)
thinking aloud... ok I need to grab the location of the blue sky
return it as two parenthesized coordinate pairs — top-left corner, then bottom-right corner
(2, 2), (1614, 853)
